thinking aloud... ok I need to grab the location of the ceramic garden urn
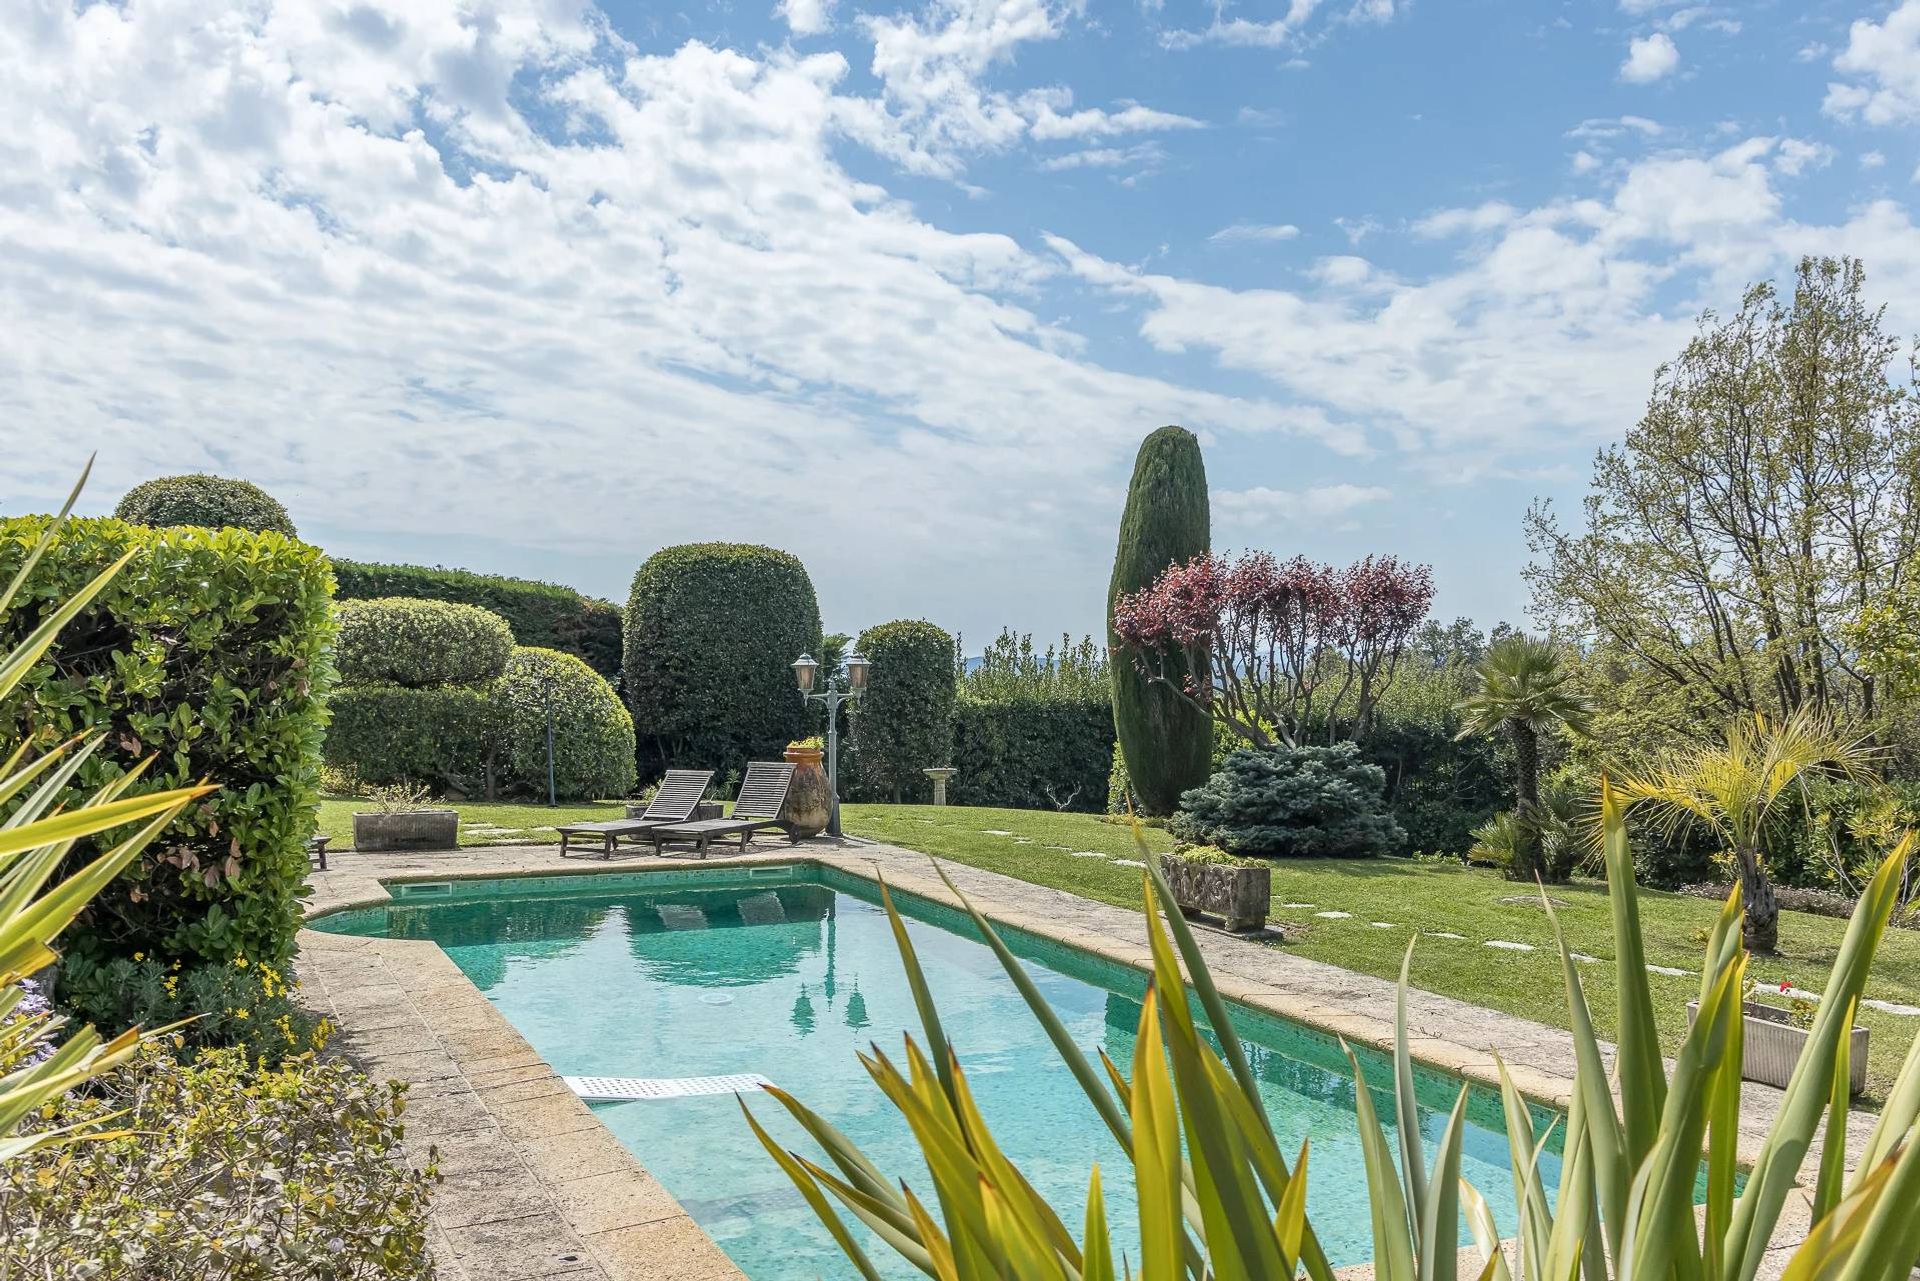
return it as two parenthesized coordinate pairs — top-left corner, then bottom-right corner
(781, 743), (833, 839)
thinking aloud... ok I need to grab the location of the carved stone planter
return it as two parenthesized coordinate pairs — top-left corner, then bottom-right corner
(781, 747), (832, 840)
(1160, 852), (1271, 934)
(352, 809), (458, 852)
(1688, 999), (1868, 1094)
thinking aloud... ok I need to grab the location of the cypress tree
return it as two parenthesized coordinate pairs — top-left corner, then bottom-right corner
(1106, 426), (1212, 814)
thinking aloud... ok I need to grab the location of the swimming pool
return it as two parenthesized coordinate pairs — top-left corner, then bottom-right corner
(314, 866), (1565, 1278)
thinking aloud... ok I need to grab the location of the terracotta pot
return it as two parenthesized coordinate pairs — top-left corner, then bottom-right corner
(782, 747), (832, 839)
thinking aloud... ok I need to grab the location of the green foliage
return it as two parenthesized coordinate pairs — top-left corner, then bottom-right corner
(322, 683), (499, 795)
(1171, 743), (1405, 858)
(961, 629), (1108, 702)
(0, 516), (335, 969)
(624, 543), (820, 778)
(332, 558), (622, 678)
(1107, 425), (1213, 815)
(951, 693), (1113, 812)
(1468, 770), (1589, 882)
(751, 807), (1920, 1281)
(852, 619), (956, 802)
(495, 646), (637, 800)
(113, 473), (297, 538)
(59, 952), (326, 1069)
(334, 596), (515, 687)
(1168, 842), (1261, 867)
(0, 1044), (436, 1278)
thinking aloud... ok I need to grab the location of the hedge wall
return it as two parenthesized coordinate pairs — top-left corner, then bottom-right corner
(0, 517), (335, 967)
(852, 620), (955, 803)
(494, 647), (637, 800)
(950, 695), (1112, 813)
(114, 474), (298, 538)
(334, 597), (515, 688)
(331, 559), (622, 679)
(322, 685), (499, 796)
(624, 544), (820, 780)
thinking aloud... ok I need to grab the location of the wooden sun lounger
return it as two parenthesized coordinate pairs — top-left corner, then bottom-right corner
(646, 762), (796, 859)
(556, 769), (714, 858)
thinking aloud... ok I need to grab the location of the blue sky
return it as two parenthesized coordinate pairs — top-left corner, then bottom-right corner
(7, 0), (1920, 649)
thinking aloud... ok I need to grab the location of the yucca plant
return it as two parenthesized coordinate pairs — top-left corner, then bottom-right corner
(1613, 708), (1880, 952)
(0, 461), (214, 1161)
(747, 783), (1920, 1281)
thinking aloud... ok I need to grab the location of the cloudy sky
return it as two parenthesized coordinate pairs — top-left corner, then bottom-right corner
(6, 0), (1920, 648)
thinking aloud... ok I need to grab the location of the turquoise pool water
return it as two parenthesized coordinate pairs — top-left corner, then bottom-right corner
(316, 867), (1564, 1278)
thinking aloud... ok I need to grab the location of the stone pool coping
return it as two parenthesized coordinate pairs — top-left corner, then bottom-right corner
(299, 837), (1863, 1280)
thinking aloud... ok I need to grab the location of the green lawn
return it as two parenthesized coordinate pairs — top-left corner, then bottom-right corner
(842, 804), (1920, 1103)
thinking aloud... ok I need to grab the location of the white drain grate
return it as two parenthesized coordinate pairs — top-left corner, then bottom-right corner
(564, 1073), (772, 1102)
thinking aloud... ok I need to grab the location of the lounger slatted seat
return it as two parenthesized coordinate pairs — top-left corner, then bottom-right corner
(556, 769), (714, 859)
(646, 762), (797, 859)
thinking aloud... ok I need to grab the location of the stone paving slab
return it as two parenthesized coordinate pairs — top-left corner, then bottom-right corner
(301, 835), (1871, 1279)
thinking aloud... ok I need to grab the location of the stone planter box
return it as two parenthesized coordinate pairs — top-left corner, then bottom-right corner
(353, 809), (458, 852)
(1688, 998), (1868, 1094)
(629, 800), (723, 822)
(1160, 853), (1270, 935)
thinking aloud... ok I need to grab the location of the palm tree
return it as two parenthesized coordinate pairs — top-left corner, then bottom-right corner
(1455, 635), (1593, 881)
(1613, 709), (1878, 953)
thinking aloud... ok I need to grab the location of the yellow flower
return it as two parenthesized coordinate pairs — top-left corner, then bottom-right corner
(132, 952), (144, 962)
(233, 1008), (250, 1020)
(233, 956), (248, 969)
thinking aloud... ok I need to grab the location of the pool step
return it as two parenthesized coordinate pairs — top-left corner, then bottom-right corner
(563, 1073), (772, 1102)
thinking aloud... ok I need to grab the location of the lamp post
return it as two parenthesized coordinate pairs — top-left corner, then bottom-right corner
(793, 648), (867, 838)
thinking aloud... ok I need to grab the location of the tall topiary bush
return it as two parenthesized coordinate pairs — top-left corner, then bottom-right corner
(1107, 426), (1211, 815)
(950, 695), (1111, 812)
(493, 647), (637, 800)
(334, 597), (516, 688)
(114, 475), (297, 538)
(331, 560), (622, 679)
(0, 517), (334, 967)
(1171, 743), (1405, 858)
(322, 685), (500, 796)
(852, 620), (956, 803)
(624, 544), (820, 779)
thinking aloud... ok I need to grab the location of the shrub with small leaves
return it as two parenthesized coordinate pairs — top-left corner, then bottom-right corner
(335, 596), (516, 688)
(495, 646), (637, 799)
(1171, 742), (1405, 858)
(113, 474), (298, 537)
(58, 951), (327, 1068)
(0, 1043), (436, 1279)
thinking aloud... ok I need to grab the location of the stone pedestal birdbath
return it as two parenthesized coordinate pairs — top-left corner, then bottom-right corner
(923, 768), (957, 806)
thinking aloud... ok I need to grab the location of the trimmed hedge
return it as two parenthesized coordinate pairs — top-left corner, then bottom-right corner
(852, 620), (956, 803)
(1171, 743), (1405, 859)
(950, 695), (1112, 812)
(322, 684), (499, 795)
(331, 559), (622, 678)
(114, 474), (298, 538)
(624, 544), (820, 779)
(495, 647), (637, 799)
(334, 597), (515, 688)
(0, 517), (334, 966)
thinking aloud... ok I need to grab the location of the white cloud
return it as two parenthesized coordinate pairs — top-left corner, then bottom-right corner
(1209, 222), (1301, 243)
(1567, 115), (1663, 141)
(1216, 483), (1391, 527)
(1412, 201), (1516, 238)
(778, 0), (836, 37)
(1826, 1), (1920, 125)
(1160, 0), (1404, 50)
(0, 0), (1336, 644)
(1864, 150), (1888, 169)
(1037, 142), (1164, 171)
(1620, 33), (1680, 84)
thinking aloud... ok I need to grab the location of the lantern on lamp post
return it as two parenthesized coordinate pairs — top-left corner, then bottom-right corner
(794, 648), (867, 837)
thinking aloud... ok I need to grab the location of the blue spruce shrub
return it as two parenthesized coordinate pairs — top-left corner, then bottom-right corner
(1170, 742), (1404, 859)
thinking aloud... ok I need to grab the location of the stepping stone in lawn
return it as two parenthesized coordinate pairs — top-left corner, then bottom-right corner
(1281, 902), (1316, 909)
(1570, 952), (1600, 964)
(1864, 999), (1920, 1016)
(1425, 931), (1466, 940)
(1646, 964), (1692, 977)
(1370, 922), (1398, 929)
(980, 830), (1015, 836)
(1070, 851), (1107, 858)
(1484, 940), (1534, 952)
(1499, 895), (1571, 908)
(1315, 911), (1352, 920)
(1113, 859), (1146, 868)
(1012, 838), (1033, 844)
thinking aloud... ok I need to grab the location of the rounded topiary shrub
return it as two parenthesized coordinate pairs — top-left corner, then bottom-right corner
(494, 646), (637, 799)
(624, 543), (820, 777)
(333, 597), (516, 688)
(114, 474), (298, 538)
(1170, 742), (1405, 859)
(322, 684), (501, 795)
(852, 620), (955, 802)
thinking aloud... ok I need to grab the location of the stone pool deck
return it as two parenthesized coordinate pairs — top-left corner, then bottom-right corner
(298, 835), (1867, 1281)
